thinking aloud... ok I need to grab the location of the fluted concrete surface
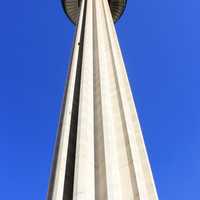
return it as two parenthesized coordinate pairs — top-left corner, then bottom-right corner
(47, 0), (158, 199)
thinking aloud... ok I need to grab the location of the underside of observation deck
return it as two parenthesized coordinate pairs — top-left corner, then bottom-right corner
(62, 0), (127, 24)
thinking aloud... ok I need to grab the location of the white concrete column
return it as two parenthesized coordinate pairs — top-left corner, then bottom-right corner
(73, 0), (95, 198)
(47, 0), (86, 199)
(93, 0), (158, 198)
(101, 0), (159, 198)
(94, 0), (124, 199)
(47, 0), (159, 198)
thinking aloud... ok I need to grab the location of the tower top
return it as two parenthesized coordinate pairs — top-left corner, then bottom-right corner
(62, 0), (127, 24)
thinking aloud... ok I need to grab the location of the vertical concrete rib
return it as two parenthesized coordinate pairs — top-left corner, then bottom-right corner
(94, 0), (125, 198)
(73, 0), (95, 198)
(63, 0), (87, 198)
(101, 0), (159, 199)
(101, 0), (140, 199)
(93, 0), (158, 198)
(93, 0), (108, 199)
(47, 0), (85, 199)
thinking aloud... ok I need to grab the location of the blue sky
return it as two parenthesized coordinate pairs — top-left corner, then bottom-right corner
(0, 0), (200, 199)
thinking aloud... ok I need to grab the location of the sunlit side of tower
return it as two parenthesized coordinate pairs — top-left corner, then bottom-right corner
(47, 0), (159, 199)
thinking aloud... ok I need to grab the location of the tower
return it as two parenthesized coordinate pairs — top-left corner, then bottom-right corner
(47, 0), (159, 199)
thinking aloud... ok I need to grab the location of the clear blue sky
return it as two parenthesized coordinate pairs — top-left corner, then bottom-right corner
(0, 0), (200, 199)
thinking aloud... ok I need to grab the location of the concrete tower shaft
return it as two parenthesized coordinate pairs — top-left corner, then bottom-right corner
(47, 0), (159, 199)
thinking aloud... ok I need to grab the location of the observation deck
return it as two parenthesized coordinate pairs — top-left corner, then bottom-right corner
(62, 0), (127, 24)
